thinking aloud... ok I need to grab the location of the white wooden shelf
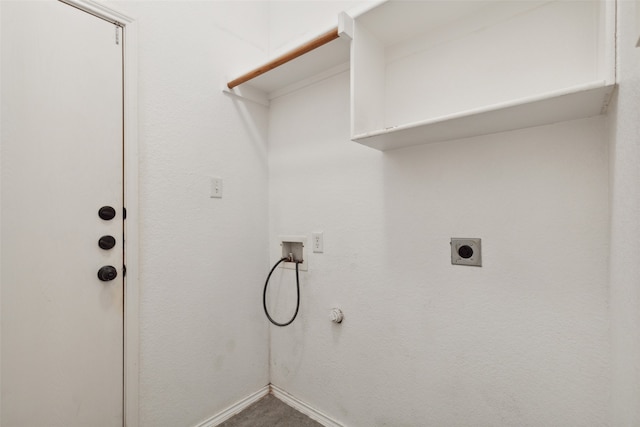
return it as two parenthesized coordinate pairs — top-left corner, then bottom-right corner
(225, 0), (616, 149)
(224, 16), (354, 103)
(351, 0), (616, 150)
(352, 81), (615, 151)
(234, 37), (349, 96)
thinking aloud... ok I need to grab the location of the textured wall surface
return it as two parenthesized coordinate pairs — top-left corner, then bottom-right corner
(609, 1), (640, 424)
(109, 2), (271, 426)
(1, 0), (632, 425)
(267, 68), (611, 425)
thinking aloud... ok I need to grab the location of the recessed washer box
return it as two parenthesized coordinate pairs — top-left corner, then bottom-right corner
(451, 238), (482, 267)
(279, 235), (308, 271)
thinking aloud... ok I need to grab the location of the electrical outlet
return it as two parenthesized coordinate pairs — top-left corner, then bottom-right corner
(211, 177), (223, 198)
(312, 232), (323, 253)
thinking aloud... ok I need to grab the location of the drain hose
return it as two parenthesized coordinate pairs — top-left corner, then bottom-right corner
(263, 257), (301, 327)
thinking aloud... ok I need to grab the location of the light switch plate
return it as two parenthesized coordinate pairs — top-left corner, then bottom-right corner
(312, 232), (323, 253)
(451, 238), (482, 267)
(211, 177), (223, 198)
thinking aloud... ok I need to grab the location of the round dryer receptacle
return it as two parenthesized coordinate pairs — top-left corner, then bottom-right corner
(458, 245), (474, 259)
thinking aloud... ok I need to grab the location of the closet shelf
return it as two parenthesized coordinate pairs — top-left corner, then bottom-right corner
(352, 82), (615, 151)
(224, 15), (353, 99)
(349, 0), (616, 150)
(227, 27), (341, 90)
(225, 0), (615, 148)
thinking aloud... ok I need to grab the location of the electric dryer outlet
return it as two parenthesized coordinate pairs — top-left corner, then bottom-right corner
(451, 238), (482, 266)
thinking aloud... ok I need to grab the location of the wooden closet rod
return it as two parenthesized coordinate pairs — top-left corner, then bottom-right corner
(227, 27), (340, 89)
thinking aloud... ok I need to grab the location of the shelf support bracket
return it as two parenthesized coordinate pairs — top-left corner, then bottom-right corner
(338, 12), (354, 41)
(222, 81), (270, 107)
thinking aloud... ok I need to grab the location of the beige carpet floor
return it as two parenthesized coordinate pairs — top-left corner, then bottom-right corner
(218, 394), (323, 427)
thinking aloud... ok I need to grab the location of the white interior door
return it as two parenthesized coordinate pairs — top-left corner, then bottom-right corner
(1, 1), (124, 425)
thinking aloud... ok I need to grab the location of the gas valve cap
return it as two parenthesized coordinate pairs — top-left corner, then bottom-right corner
(330, 308), (344, 323)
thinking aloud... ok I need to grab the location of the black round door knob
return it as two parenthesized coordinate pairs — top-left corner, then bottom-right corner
(98, 206), (116, 221)
(98, 235), (116, 250)
(97, 265), (118, 282)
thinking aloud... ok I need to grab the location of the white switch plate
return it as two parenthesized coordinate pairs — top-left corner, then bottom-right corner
(312, 232), (323, 253)
(211, 177), (223, 198)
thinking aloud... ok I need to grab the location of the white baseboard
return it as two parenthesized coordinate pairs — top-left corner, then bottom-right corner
(194, 385), (270, 427)
(270, 384), (344, 427)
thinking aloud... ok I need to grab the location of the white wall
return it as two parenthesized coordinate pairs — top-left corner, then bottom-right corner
(0, 0), (630, 425)
(108, 2), (272, 426)
(267, 1), (370, 56)
(267, 50), (611, 427)
(609, 0), (640, 424)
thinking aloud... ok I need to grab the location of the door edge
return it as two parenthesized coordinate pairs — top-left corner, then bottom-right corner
(57, 2), (140, 426)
